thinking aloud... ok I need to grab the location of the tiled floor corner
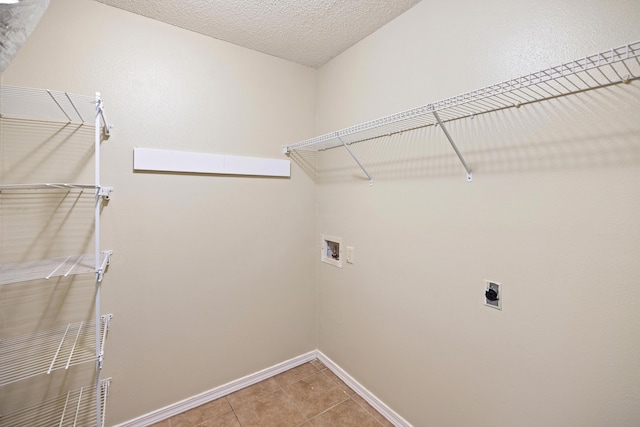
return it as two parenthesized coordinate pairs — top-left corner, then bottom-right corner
(150, 359), (394, 427)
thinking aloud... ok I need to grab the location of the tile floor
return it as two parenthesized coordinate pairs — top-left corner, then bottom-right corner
(150, 359), (394, 427)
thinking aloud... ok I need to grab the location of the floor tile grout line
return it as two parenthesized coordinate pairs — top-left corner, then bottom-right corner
(230, 363), (323, 426)
(307, 360), (390, 426)
(277, 364), (321, 423)
(282, 362), (355, 425)
(225, 396), (243, 427)
(304, 394), (352, 424)
(275, 376), (309, 425)
(278, 361), (354, 425)
(349, 395), (391, 427)
(227, 376), (283, 413)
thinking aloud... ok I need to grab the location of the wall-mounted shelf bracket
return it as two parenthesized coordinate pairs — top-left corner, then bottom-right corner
(100, 314), (113, 330)
(96, 94), (113, 136)
(337, 135), (374, 186)
(97, 314), (112, 369)
(98, 186), (113, 200)
(432, 111), (472, 182)
(96, 250), (113, 282)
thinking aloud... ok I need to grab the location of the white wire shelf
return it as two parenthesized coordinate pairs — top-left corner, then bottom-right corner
(0, 251), (113, 286)
(284, 40), (640, 155)
(0, 315), (112, 387)
(0, 378), (110, 427)
(0, 184), (114, 200)
(0, 86), (97, 126)
(0, 183), (97, 191)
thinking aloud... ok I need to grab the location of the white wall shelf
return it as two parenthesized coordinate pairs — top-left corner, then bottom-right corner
(0, 315), (112, 387)
(0, 251), (113, 286)
(133, 147), (290, 178)
(0, 378), (111, 427)
(0, 85), (114, 427)
(284, 40), (640, 182)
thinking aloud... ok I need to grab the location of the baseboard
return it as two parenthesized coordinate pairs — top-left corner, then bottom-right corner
(114, 349), (412, 427)
(316, 350), (413, 427)
(113, 350), (317, 427)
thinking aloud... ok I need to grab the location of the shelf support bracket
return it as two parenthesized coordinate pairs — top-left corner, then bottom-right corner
(96, 251), (113, 283)
(432, 111), (473, 182)
(337, 135), (373, 186)
(98, 186), (113, 201)
(96, 96), (113, 137)
(97, 314), (112, 369)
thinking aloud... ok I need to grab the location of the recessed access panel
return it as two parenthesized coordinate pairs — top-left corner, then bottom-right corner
(484, 280), (502, 310)
(321, 235), (343, 268)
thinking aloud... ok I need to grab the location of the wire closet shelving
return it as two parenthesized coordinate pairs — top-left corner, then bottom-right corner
(0, 86), (114, 427)
(0, 315), (112, 386)
(284, 40), (640, 184)
(0, 379), (111, 427)
(0, 251), (113, 286)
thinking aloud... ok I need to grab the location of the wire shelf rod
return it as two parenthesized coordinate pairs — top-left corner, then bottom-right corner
(65, 91), (85, 123)
(58, 392), (72, 427)
(433, 111), (472, 181)
(561, 73), (587, 91)
(47, 324), (71, 375)
(46, 90), (73, 122)
(494, 90), (524, 107)
(70, 387), (84, 427)
(65, 321), (85, 370)
(338, 135), (373, 185)
(45, 256), (72, 280)
(64, 255), (85, 277)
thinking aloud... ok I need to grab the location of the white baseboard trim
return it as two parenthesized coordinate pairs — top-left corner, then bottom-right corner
(113, 350), (317, 427)
(316, 350), (413, 427)
(114, 349), (412, 427)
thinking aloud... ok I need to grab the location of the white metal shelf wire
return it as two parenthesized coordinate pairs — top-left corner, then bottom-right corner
(0, 315), (112, 387)
(0, 183), (98, 191)
(0, 378), (110, 427)
(1, 86), (96, 126)
(284, 40), (640, 182)
(0, 184), (114, 200)
(0, 251), (113, 286)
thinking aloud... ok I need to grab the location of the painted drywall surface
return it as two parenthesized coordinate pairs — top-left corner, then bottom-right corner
(314, 1), (640, 426)
(1, 0), (317, 424)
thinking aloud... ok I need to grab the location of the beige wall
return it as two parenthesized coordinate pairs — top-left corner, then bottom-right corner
(314, 1), (640, 426)
(3, 0), (640, 426)
(1, 0), (317, 424)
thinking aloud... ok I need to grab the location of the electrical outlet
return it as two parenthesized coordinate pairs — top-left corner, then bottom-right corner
(346, 246), (355, 264)
(484, 280), (502, 310)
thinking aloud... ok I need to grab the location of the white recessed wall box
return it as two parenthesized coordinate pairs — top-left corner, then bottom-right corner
(321, 235), (343, 268)
(484, 280), (502, 310)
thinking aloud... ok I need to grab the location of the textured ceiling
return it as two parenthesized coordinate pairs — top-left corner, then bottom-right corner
(94, 0), (421, 68)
